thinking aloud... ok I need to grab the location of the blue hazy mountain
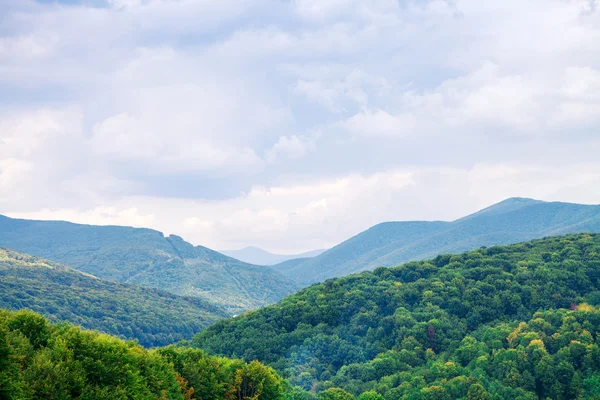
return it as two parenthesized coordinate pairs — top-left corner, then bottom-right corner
(0, 216), (297, 313)
(273, 197), (600, 285)
(220, 246), (326, 265)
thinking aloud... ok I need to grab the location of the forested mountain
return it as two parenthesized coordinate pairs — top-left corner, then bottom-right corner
(274, 198), (600, 285)
(0, 248), (227, 347)
(0, 215), (298, 313)
(221, 246), (326, 266)
(0, 308), (315, 400)
(195, 234), (600, 399)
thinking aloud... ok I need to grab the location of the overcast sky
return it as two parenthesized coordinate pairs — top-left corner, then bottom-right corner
(1, 0), (600, 253)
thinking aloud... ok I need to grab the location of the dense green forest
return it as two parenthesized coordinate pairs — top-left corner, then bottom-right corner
(0, 308), (320, 400)
(275, 198), (600, 285)
(196, 234), (600, 398)
(0, 248), (227, 347)
(0, 215), (297, 313)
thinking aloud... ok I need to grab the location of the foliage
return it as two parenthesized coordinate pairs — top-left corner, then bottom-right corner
(195, 234), (600, 398)
(0, 215), (298, 313)
(356, 392), (384, 400)
(0, 308), (307, 400)
(0, 248), (228, 347)
(317, 388), (355, 400)
(274, 198), (600, 285)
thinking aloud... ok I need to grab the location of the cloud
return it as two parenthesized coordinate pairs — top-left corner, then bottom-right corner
(293, 68), (391, 112)
(1, 0), (600, 251)
(90, 111), (263, 173)
(0, 108), (82, 157)
(0, 158), (32, 190)
(0, 33), (59, 59)
(265, 135), (317, 163)
(341, 109), (417, 137)
(12, 206), (156, 228)
(8, 162), (600, 253)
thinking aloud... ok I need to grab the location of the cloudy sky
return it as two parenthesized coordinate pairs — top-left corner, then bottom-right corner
(1, 0), (600, 253)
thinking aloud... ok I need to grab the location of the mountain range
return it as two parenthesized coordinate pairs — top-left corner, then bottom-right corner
(2, 197), (600, 311)
(0, 216), (297, 313)
(220, 246), (326, 265)
(272, 197), (600, 285)
(3, 199), (600, 398)
(0, 247), (227, 347)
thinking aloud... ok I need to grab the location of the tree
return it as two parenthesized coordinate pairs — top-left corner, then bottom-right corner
(227, 360), (286, 400)
(0, 326), (22, 400)
(318, 388), (355, 400)
(467, 384), (489, 400)
(357, 391), (385, 400)
(8, 310), (50, 349)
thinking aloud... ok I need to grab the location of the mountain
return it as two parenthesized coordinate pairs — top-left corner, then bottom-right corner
(220, 246), (326, 265)
(0, 308), (309, 400)
(0, 215), (298, 313)
(0, 247), (228, 347)
(194, 233), (600, 399)
(274, 197), (600, 285)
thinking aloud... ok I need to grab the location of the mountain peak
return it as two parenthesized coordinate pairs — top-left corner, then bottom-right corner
(497, 196), (543, 204)
(275, 197), (600, 285)
(456, 197), (544, 222)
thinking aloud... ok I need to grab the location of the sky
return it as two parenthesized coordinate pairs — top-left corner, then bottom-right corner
(1, 0), (600, 254)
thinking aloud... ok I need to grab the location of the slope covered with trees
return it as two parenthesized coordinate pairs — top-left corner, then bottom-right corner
(274, 198), (600, 285)
(0, 308), (317, 400)
(195, 234), (600, 398)
(0, 248), (228, 347)
(0, 215), (298, 313)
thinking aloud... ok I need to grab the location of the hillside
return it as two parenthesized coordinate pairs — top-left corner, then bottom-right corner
(0, 308), (312, 400)
(0, 247), (228, 347)
(221, 246), (326, 266)
(195, 234), (600, 398)
(274, 198), (600, 285)
(0, 216), (298, 313)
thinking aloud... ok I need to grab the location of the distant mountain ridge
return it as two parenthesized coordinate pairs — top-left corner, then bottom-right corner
(0, 216), (298, 313)
(220, 246), (326, 265)
(0, 247), (227, 347)
(273, 197), (600, 285)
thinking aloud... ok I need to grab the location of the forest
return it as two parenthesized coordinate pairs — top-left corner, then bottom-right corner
(195, 234), (600, 399)
(3, 234), (600, 399)
(0, 248), (227, 347)
(0, 308), (317, 400)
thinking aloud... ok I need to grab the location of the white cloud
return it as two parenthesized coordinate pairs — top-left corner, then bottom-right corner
(294, 68), (391, 112)
(91, 111), (263, 173)
(108, 0), (142, 9)
(7, 163), (600, 253)
(1, 0), (600, 252)
(0, 109), (83, 158)
(294, 0), (401, 21)
(266, 135), (316, 163)
(0, 158), (32, 190)
(0, 109), (86, 208)
(11, 206), (156, 229)
(341, 109), (417, 137)
(0, 33), (59, 59)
